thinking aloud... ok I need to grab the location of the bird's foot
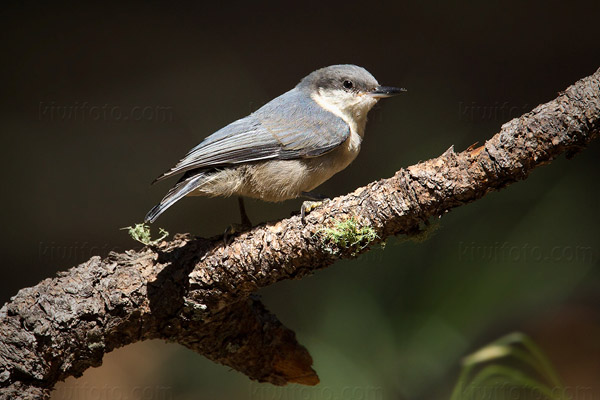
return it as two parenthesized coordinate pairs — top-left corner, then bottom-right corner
(223, 221), (253, 245)
(301, 191), (329, 201)
(300, 199), (330, 223)
(222, 197), (254, 244)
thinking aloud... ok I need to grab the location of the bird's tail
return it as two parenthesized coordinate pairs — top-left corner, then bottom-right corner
(144, 172), (208, 223)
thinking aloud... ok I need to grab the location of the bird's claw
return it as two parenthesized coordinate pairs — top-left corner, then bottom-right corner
(300, 199), (330, 223)
(301, 191), (329, 201)
(223, 222), (252, 244)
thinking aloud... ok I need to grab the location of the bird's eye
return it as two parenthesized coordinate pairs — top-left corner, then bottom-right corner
(343, 80), (354, 90)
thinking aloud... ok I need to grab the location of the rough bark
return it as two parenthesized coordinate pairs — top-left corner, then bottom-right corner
(1, 67), (599, 399)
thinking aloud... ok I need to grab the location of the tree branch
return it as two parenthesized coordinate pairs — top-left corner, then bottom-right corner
(1, 68), (599, 399)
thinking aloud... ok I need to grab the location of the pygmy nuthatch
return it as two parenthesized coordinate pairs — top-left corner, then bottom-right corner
(145, 64), (404, 224)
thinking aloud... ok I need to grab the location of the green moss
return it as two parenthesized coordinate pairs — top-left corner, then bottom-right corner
(316, 217), (379, 256)
(121, 223), (169, 246)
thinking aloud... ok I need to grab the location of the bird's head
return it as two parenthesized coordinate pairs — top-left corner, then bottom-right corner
(298, 64), (405, 125)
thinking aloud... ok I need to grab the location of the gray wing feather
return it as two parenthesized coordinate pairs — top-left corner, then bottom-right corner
(154, 88), (349, 182)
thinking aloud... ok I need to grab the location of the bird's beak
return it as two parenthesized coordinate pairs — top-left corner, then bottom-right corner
(368, 86), (407, 98)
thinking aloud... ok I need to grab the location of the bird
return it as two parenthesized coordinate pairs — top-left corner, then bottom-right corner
(145, 64), (405, 225)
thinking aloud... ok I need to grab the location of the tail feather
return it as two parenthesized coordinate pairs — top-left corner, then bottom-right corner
(150, 170), (171, 185)
(144, 172), (207, 223)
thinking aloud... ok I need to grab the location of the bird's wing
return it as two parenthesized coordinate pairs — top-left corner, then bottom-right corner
(153, 88), (350, 182)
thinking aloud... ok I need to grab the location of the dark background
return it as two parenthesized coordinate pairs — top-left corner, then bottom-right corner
(1, 1), (599, 399)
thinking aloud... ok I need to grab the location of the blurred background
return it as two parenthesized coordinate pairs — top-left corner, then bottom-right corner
(1, 1), (599, 399)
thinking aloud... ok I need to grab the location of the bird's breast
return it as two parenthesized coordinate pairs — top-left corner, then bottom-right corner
(232, 134), (361, 203)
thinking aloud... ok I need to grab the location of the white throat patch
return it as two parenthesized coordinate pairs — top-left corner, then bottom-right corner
(311, 89), (377, 151)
